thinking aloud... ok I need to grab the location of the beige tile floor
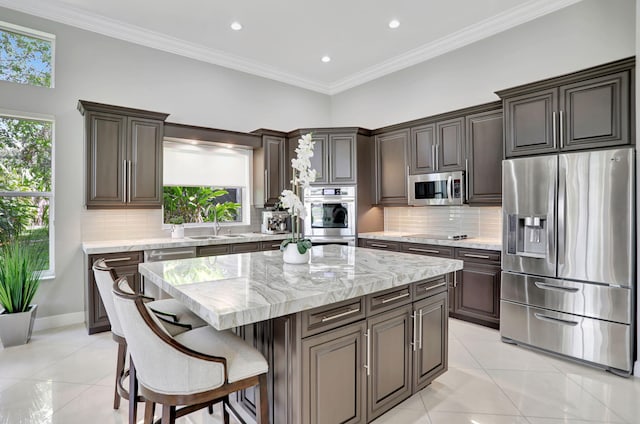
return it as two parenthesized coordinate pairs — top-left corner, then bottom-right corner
(0, 319), (638, 424)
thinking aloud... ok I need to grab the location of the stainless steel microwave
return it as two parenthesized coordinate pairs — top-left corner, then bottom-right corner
(408, 171), (465, 206)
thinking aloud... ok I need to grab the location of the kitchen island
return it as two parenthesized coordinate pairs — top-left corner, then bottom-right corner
(139, 245), (463, 424)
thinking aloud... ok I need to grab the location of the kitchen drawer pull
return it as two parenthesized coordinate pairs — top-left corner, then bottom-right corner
(270, 244), (281, 248)
(103, 257), (132, 263)
(534, 282), (579, 293)
(408, 247), (440, 254)
(424, 282), (446, 292)
(320, 307), (360, 323)
(534, 312), (579, 327)
(369, 243), (389, 248)
(380, 292), (409, 304)
(463, 253), (491, 259)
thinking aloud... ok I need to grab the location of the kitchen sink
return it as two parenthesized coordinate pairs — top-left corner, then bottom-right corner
(187, 235), (223, 240)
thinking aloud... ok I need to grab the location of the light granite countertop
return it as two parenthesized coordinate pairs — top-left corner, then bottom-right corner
(82, 233), (290, 254)
(358, 231), (502, 251)
(139, 245), (463, 330)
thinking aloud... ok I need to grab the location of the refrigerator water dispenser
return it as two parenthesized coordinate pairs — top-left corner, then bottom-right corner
(506, 214), (547, 258)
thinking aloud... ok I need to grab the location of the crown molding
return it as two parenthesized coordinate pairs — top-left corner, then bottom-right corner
(0, 0), (583, 95)
(327, 0), (584, 94)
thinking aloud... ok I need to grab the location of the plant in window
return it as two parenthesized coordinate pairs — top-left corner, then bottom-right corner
(279, 133), (316, 263)
(163, 186), (240, 225)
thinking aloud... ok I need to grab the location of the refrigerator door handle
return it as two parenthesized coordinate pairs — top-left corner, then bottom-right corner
(534, 281), (579, 293)
(557, 157), (566, 268)
(534, 312), (579, 327)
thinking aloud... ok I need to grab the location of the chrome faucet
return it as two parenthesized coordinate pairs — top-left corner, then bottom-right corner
(212, 209), (221, 236)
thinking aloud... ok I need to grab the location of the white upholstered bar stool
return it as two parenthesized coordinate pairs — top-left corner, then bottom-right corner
(92, 259), (207, 420)
(111, 277), (269, 424)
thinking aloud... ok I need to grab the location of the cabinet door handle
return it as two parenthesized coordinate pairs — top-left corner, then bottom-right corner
(463, 253), (490, 259)
(453, 271), (458, 288)
(465, 159), (469, 202)
(411, 311), (417, 352)
(380, 292), (409, 304)
(418, 309), (423, 350)
(407, 247), (440, 254)
(263, 169), (269, 205)
(104, 256), (132, 263)
(369, 243), (388, 248)
(364, 329), (371, 376)
(424, 282), (447, 292)
(552, 111), (557, 149)
(559, 110), (564, 149)
(431, 144), (435, 170)
(320, 307), (360, 323)
(435, 144), (439, 170)
(123, 160), (127, 203)
(128, 160), (132, 202)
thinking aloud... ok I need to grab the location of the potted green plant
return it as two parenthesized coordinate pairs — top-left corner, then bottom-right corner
(0, 236), (46, 347)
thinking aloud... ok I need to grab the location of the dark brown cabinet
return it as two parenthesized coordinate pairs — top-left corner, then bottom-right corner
(78, 101), (168, 209)
(291, 130), (357, 185)
(374, 129), (410, 205)
(86, 251), (143, 334)
(499, 58), (634, 157)
(465, 108), (503, 205)
(409, 124), (436, 174)
(410, 118), (464, 174)
(452, 249), (501, 329)
(302, 320), (367, 424)
(413, 291), (448, 392)
(359, 238), (401, 251)
(254, 135), (286, 206)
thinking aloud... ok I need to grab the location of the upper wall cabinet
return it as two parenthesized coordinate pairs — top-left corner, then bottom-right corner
(289, 130), (357, 185)
(253, 132), (287, 207)
(374, 128), (410, 205)
(465, 107), (503, 205)
(78, 100), (169, 209)
(410, 118), (465, 174)
(498, 57), (634, 158)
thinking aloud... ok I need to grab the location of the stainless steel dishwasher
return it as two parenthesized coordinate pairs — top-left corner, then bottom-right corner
(143, 246), (197, 298)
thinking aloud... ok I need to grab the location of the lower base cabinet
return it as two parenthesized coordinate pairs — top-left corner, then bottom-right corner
(236, 276), (448, 424)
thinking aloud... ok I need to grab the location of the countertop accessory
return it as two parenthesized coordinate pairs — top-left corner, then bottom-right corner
(279, 133), (316, 264)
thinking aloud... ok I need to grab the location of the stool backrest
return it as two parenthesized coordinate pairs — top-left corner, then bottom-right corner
(92, 259), (125, 338)
(111, 277), (226, 395)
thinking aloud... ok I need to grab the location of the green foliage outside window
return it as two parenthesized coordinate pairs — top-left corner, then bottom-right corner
(0, 28), (52, 87)
(163, 186), (241, 225)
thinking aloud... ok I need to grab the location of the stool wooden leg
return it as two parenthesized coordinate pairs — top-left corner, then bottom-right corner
(222, 395), (230, 424)
(161, 405), (176, 424)
(144, 400), (155, 424)
(257, 373), (269, 424)
(129, 358), (139, 424)
(114, 341), (127, 409)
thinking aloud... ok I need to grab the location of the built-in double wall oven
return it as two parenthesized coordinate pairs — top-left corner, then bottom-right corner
(303, 186), (356, 246)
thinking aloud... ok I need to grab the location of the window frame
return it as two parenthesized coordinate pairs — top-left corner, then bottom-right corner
(0, 20), (56, 88)
(0, 108), (55, 278)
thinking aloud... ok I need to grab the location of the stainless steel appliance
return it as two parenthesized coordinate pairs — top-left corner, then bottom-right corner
(501, 148), (635, 374)
(303, 186), (356, 246)
(408, 171), (465, 206)
(261, 210), (290, 234)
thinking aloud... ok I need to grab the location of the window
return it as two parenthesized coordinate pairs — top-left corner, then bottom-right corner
(0, 112), (54, 277)
(163, 140), (252, 226)
(0, 21), (55, 88)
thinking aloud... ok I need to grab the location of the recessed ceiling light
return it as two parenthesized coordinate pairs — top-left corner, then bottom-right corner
(321, 56), (331, 63)
(230, 21), (242, 31)
(388, 19), (400, 29)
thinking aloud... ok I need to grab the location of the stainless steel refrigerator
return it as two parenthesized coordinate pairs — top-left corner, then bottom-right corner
(501, 148), (635, 375)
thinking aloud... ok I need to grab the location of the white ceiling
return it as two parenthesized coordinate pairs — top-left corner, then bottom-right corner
(0, 0), (584, 94)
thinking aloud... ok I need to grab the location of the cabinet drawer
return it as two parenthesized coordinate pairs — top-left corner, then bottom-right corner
(231, 242), (261, 253)
(401, 243), (453, 258)
(301, 297), (366, 338)
(360, 238), (401, 251)
(89, 251), (142, 268)
(412, 276), (448, 301)
(455, 248), (500, 263)
(260, 240), (283, 251)
(197, 244), (231, 257)
(366, 285), (412, 315)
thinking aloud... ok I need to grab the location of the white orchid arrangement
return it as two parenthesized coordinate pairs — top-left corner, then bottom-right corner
(279, 133), (316, 254)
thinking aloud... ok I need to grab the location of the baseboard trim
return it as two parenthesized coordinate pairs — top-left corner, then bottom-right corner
(33, 312), (84, 332)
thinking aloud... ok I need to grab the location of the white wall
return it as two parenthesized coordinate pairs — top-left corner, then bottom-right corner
(330, 0), (636, 128)
(0, 6), (331, 319)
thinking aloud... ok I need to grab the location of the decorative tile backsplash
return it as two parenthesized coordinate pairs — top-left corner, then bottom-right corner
(384, 206), (502, 239)
(81, 208), (263, 241)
